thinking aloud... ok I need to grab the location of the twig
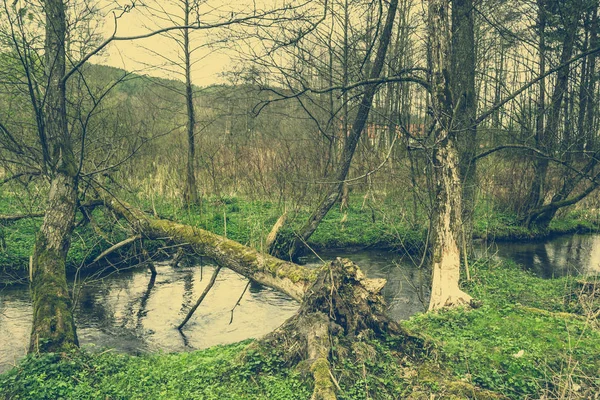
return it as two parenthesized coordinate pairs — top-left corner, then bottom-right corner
(92, 235), (141, 264)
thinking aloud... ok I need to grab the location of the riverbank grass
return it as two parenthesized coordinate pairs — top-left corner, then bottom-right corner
(3, 190), (600, 284)
(405, 258), (600, 399)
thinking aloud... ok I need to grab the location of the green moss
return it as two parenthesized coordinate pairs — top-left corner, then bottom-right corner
(310, 358), (335, 399)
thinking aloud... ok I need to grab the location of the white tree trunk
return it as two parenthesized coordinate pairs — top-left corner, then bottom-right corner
(428, 140), (472, 310)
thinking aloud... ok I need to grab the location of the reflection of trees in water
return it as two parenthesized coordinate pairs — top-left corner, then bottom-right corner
(179, 269), (195, 315)
(136, 271), (157, 329)
(76, 280), (118, 327)
(495, 235), (600, 278)
(534, 245), (553, 278)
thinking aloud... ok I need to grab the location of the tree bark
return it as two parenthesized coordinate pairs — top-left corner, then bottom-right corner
(427, 0), (472, 310)
(268, 0), (399, 261)
(29, 0), (79, 353)
(183, 0), (199, 206)
(451, 0), (477, 257)
(103, 196), (405, 400)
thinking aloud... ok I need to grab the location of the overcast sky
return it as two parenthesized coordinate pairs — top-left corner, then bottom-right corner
(93, 1), (249, 86)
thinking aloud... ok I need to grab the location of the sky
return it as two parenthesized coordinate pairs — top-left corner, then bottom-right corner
(93, 1), (245, 86)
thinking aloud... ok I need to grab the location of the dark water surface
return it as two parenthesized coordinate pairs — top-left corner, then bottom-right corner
(2, 233), (599, 373)
(476, 233), (600, 278)
(0, 250), (427, 373)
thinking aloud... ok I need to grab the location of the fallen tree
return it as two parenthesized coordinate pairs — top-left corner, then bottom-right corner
(102, 195), (408, 399)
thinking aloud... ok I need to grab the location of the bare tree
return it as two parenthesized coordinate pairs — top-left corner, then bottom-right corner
(268, 0), (400, 261)
(426, 0), (473, 310)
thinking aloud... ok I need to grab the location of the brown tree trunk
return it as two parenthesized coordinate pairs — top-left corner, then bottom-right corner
(451, 0), (477, 257)
(268, 0), (399, 261)
(183, 0), (199, 206)
(29, 0), (79, 353)
(427, 0), (472, 310)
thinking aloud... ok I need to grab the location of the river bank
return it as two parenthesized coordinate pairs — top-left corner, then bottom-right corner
(2, 193), (600, 285)
(1, 256), (598, 399)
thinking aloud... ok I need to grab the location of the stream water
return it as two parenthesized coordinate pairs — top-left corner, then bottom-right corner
(2, 233), (599, 373)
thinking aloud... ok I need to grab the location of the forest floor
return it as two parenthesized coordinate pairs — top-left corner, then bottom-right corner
(1, 257), (598, 399)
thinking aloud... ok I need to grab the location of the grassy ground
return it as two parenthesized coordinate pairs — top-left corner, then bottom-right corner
(405, 259), (600, 399)
(1, 257), (598, 399)
(2, 189), (600, 284)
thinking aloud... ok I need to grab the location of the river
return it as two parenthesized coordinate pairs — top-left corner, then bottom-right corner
(2, 233), (599, 373)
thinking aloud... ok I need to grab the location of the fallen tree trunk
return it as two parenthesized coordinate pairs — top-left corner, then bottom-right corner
(104, 196), (315, 302)
(102, 196), (404, 399)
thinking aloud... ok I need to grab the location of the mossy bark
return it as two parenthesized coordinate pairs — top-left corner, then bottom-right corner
(30, 173), (79, 353)
(105, 197), (316, 302)
(29, 0), (79, 354)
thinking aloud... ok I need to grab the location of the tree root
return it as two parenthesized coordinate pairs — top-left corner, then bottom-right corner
(257, 258), (406, 399)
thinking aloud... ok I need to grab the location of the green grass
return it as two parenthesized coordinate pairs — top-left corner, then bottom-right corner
(473, 202), (600, 241)
(3, 188), (600, 284)
(0, 341), (311, 400)
(0, 192), (135, 284)
(2, 251), (598, 398)
(126, 192), (423, 253)
(404, 259), (600, 399)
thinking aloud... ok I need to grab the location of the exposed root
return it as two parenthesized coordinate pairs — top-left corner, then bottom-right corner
(258, 258), (405, 399)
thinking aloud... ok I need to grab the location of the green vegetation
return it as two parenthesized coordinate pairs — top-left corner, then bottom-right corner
(405, 259), (600, 399)
(3, 189), (600, 284)
(1, 193), (132, 284)
(0, 341), (311, 400)
(473, 201), (600, 241)
(2, 255), (598, 399)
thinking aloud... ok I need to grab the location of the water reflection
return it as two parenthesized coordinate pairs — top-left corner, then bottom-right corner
(0, 260), (299, 373)
(5, 233), (597, 373)
(477, 234), (600, 278)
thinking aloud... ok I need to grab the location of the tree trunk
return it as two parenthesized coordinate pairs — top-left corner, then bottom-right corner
(103, 196), (407, 400)
(524, 0), (580, 224)
(428, 139), (473, 310)
(427, 0), (472, 310)
(584, 6), (598, 150)
(183, 0), (199, 206)
(268, 0), (399, 261)
(30, 0), (79, 353)
(451, 0), (477, 257)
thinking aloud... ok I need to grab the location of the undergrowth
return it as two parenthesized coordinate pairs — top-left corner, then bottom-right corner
(404, 259), (600, 399)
